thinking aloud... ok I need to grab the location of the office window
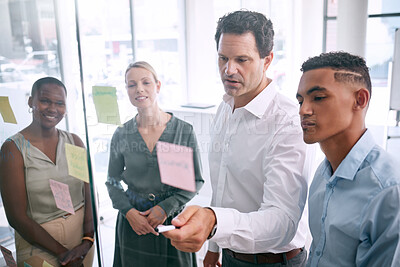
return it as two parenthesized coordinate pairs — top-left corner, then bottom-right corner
(369, 0), (400, 13)
(325, 0), (400, 86)
(325, 20), (337, 53)
(0, 0), (63, 164)
(324, 0), (400, 125)
(76, 1), (187, 265)
(0, 0), (61, 84)
(327, 0), (338, 17)
(366, 17), (399, 87)
(77, 0), (133, 120)
(133, 0), (186, 107)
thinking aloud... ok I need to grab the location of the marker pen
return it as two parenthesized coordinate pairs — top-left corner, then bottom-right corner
(156, 225), (176, 233)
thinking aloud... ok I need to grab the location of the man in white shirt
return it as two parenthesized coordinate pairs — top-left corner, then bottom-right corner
(164, 10), (309, 267)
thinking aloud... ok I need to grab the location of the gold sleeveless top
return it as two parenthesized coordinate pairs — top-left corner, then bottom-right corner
(9, 129), (85, 224)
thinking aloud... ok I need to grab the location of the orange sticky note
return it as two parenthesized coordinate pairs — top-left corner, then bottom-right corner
(0, 245), (16, 267)
(156, 141), (195, 192)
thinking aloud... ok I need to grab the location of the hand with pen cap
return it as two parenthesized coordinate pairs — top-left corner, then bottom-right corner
(162, 205), (217, 252)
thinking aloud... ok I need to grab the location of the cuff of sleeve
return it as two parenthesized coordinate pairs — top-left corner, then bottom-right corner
(208, 241), (221, 253)
(121, 206), (133, 216)
(208, 207), (235, 243)
(157, 199), (178, 218)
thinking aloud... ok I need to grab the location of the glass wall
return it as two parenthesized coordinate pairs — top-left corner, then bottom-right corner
(76, 0), (132, 264)
(0, 0), (64, 265)
(0, 0), (187, 265)
(133, 0), (186, 106)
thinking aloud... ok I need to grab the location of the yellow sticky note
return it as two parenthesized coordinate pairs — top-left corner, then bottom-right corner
(42, 260), (54, 267)
(25, 255), (47, 266)
(65, 143), (89, 183)
(92, 86), (121, 125)
(0, 96), (17, 124)
(25, 255), (44, 266)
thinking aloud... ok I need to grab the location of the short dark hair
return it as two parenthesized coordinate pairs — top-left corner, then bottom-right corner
(301, 51), (372, 96)
(215, 10), (274, 58)
(31, 77), (67, 97)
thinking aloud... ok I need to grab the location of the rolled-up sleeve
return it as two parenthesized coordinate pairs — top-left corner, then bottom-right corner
(210, 119), (308, 253)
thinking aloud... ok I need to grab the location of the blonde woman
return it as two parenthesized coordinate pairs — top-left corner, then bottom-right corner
(106, 61), (204, 266)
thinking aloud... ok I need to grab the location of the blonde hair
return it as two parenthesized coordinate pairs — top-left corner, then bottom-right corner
(125, 61), (159, 83)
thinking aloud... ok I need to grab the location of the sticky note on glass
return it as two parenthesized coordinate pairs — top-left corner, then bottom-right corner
(0, 245), (17, 267)
(25, 255), (45, 266)
(92, 86), (121, 125)
(156, 141), (195, 192)
(65, 143), (89, 183)
(42, 260), (54, 267)
(0, 96), (17, 124)
(49, 179), (75, 214)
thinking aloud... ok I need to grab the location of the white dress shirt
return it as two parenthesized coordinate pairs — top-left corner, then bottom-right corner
(208, 81), (310, 254)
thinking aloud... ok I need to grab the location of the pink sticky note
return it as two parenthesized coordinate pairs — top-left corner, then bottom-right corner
(156, 141), (196, 192)
(0, 245), (17, 267)
(49, 179), (75, 214)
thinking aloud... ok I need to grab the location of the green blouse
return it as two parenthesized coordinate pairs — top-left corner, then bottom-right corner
(106, 114), (204, 217)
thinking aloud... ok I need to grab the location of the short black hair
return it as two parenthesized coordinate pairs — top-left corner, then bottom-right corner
(215, 10), (274, 58)
(31, 77), (67, 97)
(301, 51), (372, 96)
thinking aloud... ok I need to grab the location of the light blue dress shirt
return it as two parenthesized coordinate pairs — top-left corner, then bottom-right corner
(307, 130), (400, 267)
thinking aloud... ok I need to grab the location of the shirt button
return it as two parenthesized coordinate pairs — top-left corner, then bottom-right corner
(321, 217), (325, 222)
(316, 251), (321, 256)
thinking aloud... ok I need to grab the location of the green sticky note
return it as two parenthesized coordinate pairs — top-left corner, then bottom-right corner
(42, 260), (54, 267)
(65, 143), (89, 183)
(0, 96), (17, 124)
(92, 86), (121, 125)
(24, 262), (32, 267)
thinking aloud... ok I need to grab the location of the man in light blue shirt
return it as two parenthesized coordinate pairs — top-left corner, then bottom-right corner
(296, 51), (400, 266)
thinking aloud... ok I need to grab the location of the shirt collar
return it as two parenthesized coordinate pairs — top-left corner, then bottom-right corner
(222, 80), (278, 118)
(326, 129), (376, 182)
